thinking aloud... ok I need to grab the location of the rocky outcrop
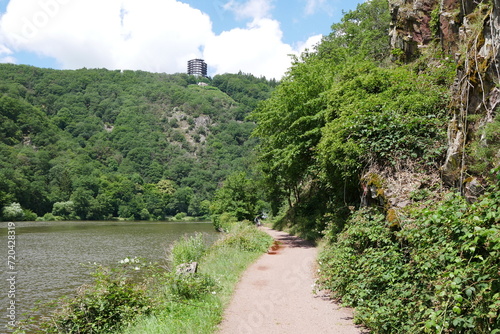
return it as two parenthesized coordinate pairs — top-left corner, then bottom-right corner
(389, 0), (438, 60)
(444, 0), (500, 186)
(389, 0), (500, 188)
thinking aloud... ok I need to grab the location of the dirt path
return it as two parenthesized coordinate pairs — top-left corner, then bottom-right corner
(218, 227), (365, 334)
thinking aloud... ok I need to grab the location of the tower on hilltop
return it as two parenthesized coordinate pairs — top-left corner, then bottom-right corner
(187, 59), (208, 77)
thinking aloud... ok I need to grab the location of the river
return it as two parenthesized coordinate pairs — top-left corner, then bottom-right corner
(0, 220), (218, 333)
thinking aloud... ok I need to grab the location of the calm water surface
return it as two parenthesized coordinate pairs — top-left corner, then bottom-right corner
(0, 220), (218, 332)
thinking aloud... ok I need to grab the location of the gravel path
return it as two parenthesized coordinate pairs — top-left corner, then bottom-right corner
(218, 227), (365, 334)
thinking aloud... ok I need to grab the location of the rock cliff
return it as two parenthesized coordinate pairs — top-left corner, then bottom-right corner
(389, 0), (500, 188)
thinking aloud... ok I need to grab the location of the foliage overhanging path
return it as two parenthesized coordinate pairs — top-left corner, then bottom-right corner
(218, 227), (364, 334)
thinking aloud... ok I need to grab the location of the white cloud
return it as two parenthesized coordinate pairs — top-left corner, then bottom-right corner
(0, 0), (322, 79)
(0, 0), (213, 72)
(296, 33), (322, 54)
(0, 43), (15, 63)
(0, 44), (13, 55)
(0, 56), (16, 63)
(223, 0), (274, 20)
(304, 0), (332, 16)
(204, 18), (294, 79)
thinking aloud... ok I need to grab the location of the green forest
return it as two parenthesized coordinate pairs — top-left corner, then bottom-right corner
(1, 0), (499, 332)
(0, 66), (276, 221)
(210, 0), (500, 332)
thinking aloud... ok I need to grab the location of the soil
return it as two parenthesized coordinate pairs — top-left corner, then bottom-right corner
(218, 227), (367, 334)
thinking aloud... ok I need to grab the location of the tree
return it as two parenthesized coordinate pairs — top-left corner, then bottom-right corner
(167, 187), (194, 215)
(210, 172), (259, 229)
(318, 0), (391, 63)
(52, 201), (75, 220)
(251, 54), (333, 207)
(71, 188), (94, 219)
(2, 202), (24, 221)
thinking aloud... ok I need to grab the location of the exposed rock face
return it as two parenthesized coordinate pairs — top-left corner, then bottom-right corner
(389, 0), (438, 60)
(389, 0), (500, 187)
(445, 0), (500, 186)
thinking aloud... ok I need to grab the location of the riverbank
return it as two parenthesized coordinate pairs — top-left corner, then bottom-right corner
(11, 221), (270, 333)
(16, 223), (272, 334)
(2, 221), (218, 333)
(17, 222), (272, 334)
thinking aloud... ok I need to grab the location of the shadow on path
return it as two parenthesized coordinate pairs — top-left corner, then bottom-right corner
(267, 229), (316, 249)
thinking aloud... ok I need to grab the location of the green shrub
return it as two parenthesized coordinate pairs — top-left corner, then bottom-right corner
(213, 212), (237, 232)
(22, 209), (37, 221)
(469, 114), (500, 181)
(318, 189), (500, 333)
(165, 272), (219, 300)
(39, 267), (153, 333)
(37, 213), (60, 221)
(215, 222), (273, 253)
(174, 212), (187, 221)
(169, 233), (207, 268)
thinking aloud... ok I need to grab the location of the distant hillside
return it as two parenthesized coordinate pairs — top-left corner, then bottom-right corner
(0, 64), (276, 221)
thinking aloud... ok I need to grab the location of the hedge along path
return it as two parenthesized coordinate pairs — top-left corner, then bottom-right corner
(218, 227), (365, 334)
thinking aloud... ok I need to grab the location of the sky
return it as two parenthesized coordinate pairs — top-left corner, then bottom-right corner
(0, 0), (364, 79)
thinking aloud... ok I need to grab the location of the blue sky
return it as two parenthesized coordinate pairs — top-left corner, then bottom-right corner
(0, 0), (364, 79)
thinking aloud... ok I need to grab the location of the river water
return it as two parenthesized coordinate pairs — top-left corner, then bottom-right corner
(0, 220), (218, 333)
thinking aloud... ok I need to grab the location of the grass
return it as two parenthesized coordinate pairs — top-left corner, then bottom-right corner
(120, 222), (273, 334)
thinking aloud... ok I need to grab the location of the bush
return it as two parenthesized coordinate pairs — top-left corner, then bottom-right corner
(165, 272), (219, 300)
(215, 222), (273, 253)
(213, 212), (237, 232)
(22, 209), (38, 221)
(39, 267), (153, 333)
(2, 202), (24, 221)
(317, 189), (500, 333)
(37, 213), (60, 221)
(169, 233), (207, 268)
(174, 212), (187, 221)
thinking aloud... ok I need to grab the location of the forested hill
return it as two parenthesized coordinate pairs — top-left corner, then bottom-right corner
(0, 64), (276, 221)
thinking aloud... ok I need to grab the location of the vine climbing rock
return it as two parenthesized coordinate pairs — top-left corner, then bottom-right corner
(218, 227), (366, 334)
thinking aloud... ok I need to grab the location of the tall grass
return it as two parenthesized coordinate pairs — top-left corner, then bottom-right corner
(169, 232), (207, 268)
